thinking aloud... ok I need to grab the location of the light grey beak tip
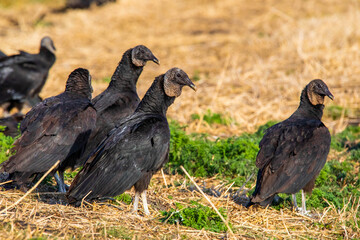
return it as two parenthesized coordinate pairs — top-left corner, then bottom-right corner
(189, 83), (197, 92)
(152, 57), (160, 65)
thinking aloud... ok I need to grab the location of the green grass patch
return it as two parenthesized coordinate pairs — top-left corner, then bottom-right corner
(167, 120), (277, 187)
(102, 77), (111, 83)
(34, 19), (53, 28)
(0, 126), (15, 164)
(160, 201), (230, 233)
(192, 70), (201, 82)
(64, 167), (82, 182)
(29, 237), (47, 240)
(0, 0), (63, 8)
(114, 193), (132, 205)
(308, 157), (359, 209)
(331, 125), (360, 151)
(102, 226), (133, 239)
(191, 109), (234, 125)
(325, 105), (349, 120)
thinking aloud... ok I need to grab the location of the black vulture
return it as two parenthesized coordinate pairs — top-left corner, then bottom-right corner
(0, 68), (96, 192)
(248, 79), (333, 214)
(65, 0), (116, 9)
(0, 113), (24, 138)
(67, 68), (196, 215)
(0, 36), (56, 116)
(73, 45), (158, 170)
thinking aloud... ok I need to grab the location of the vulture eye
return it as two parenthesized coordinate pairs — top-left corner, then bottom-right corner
(176, 73), (181, 78)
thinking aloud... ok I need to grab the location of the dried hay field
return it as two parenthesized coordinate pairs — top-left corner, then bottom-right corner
(0, 0), (359, 239)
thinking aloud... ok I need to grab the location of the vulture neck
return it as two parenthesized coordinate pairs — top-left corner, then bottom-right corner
(136, 75), (175, 116)
(39, 46), (56, 66)
(108, 49), (143, 93)
(291, 86), (324, 120)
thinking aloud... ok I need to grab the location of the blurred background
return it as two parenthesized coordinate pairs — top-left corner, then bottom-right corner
(1, 0), (359, 136)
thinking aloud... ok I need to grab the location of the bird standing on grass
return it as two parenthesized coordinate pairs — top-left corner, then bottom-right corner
(0, 68), (96, 193)
(67, 68), (196, 215)
(0, 37), (56, 116)
(72, 45), (159, 170)
(248, 79), (333, 214)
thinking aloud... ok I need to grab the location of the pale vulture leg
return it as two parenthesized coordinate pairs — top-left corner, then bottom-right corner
(293, 190), (310, 215)
(54, 171), (68, 193)
(131, 192), (140, 214)
(300, 189), (310, 215)
(292, 193), (298, 209)
(141, 190), (150, 215)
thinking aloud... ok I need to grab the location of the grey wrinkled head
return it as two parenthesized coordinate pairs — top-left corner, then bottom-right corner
(65, 68), (93, 99)
(131, 45), (159, 67)
(306, 79), (334, 106)
(163, 68), (196, 97)
(40, 36), (56, 54)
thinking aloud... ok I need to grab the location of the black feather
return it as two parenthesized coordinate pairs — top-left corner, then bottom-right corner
(250, 79), (332, 206)
(67, 68), (195, 206)
(0, 37), (56, 114)
(72, 46), (157, 169)
(0, 68), (96, 189)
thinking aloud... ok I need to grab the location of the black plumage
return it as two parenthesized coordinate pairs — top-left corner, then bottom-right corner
(0, 36), (56, 115)
(73, 45), (159, 170)
(0, 113), (24, 138)
(248, 79), (334, 214)
(65, 0), (116, 9)
(0, 68), (96, 192)
(67, 68), (196, 215)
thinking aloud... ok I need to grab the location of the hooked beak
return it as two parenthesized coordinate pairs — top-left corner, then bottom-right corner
(189, 83), (197, 91)
(48, 44), (56, 55)
(325, 89), (334, 100)
(186, 78), (197, 92)
(52, 42), (56, 51)
(151, 55), (160, 65)
(48, 41), (56, 55)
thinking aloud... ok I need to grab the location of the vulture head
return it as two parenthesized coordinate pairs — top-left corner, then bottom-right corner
(306, 79), (334, 106)
(164, 67), (196, 97)
(131, 45), (159, 67)
(40, 36), (56, 55)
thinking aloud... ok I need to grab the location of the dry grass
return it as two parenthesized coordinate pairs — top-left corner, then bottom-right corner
(1, 173), (359, 239)
(0, 0), (360, 239)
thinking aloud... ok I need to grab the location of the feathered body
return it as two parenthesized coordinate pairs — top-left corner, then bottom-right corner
(67, 68), (196, 215)
(0, 37), (56, 114)
(250, 79), (333, 209)
(73, 45), (158, 169)
(0, 68), (96, 191)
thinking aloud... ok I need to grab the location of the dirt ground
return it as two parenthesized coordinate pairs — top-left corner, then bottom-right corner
(0, 0), (359, 239)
